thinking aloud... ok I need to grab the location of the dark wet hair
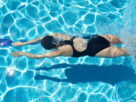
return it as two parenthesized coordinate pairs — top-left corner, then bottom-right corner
(40, 35), (56, 50)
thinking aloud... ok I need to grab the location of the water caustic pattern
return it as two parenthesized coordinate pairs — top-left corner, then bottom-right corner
(0, 0), (136, 102)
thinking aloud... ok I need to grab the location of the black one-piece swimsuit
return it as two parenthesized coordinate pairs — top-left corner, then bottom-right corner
(58, 35), (110, 57)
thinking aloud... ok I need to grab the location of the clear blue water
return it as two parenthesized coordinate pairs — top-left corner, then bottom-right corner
(0, 0), (136, 102)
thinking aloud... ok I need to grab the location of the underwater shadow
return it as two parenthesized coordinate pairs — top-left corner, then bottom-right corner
(35, 64), (136, 85)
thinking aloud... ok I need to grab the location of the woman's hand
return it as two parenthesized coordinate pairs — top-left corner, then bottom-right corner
(11, 41), (25, 46)
(11, 51), (24, 57)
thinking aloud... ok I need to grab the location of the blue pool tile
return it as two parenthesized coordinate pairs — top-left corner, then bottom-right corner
(117, 82), (136, 99)
(88, 94), (108, 102)
(10, 25), (21, 39)
(58, 0), (63, 4)
(50, 11), (58, 17)
(20, 0), (26, 2)
(45, 2), (60, 11)
(26, 4), (39, 19)
(77, 93), (87, 102)
(63, 11), (77, 26)
(5, 70), (21, 87)
(58, 16), (65, 25)
(75, 21), (84, 29)
(32, 1), (39, 6)
(39, 10), (48, 17)
(76, 1), (89, 7)
(12, 11), (24, 19)
(1, 5), (8, 14)
(0, 57), (6, 66)
(86, 25), (96, 33)
(0, 80), (7, 93)
(0, 49), (8, 56)
(96, 15), (110, 26)
(84, 14), (95, 24)
(111, 0), (126, 8)
(36, 97), (51, 102)
(40, 16), (51, 23)
(17, 5), (26, 10)
(16, 18), (35, 30)
(21, 71), (34, 83)
(0, 67), (6, 80)
(6, 55), (12, 65)
(61, 86), (77, 101)
(14, 88), (29, 102)
(108, 14), (117, 19)
(45, 20), (61, 32)
(79, 10), (88, 17)
(37, 25), (45, 34)
(28, 29), (36, 37)
(6, 0), (20, 10)
(2, 14), (14, 34)
(16, 58), (27, 70)
(102, 0), (109, 3)
(91, 0), (101, 5)
(3, 90), (16, 102)
(97, 3), (117, 13)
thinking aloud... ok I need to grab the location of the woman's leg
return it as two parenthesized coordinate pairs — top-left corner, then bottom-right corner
(95, 46), (130, 58)
(99, 34), (123, 45)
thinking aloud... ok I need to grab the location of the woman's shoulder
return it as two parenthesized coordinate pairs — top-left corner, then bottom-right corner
(57, 44), (73, 56)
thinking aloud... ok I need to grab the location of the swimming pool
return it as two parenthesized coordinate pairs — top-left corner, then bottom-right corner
(1, 0), (136, 102)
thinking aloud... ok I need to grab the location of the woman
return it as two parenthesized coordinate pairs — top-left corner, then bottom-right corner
(11, 33), (130, 58)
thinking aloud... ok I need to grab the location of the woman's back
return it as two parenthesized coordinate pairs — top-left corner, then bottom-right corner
(56, 35), (110, 57)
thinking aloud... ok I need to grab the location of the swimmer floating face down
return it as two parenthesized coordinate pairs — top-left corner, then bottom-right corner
(11, 33), (131, 59)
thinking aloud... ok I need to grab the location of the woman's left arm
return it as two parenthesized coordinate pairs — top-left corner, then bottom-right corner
(11, 50), (62, 59)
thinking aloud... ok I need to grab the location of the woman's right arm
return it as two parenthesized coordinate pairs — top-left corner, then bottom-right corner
(11, 33), (62, 46)
(11, 33), (71, 46)
(11, 36), (45, 46)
